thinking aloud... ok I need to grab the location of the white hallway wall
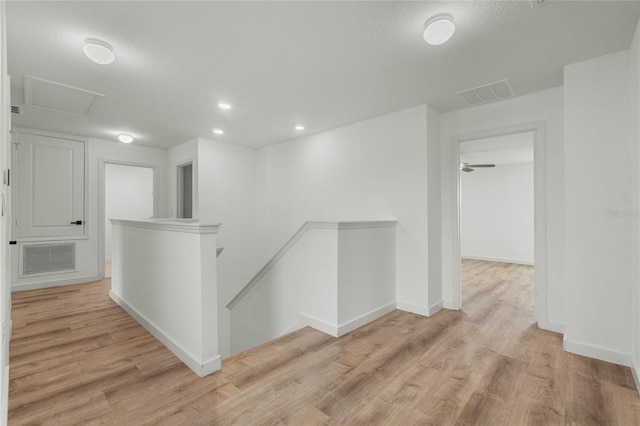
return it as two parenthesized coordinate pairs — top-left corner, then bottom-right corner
(104, 163), (154, 260)
(440, 87), (565, 329)
(255, 105), (440, 315)
(461, 161), (534, 265)
(630, 15), (640, 381)
(564, 49), (633, 365)
(12, 137), (168, 290)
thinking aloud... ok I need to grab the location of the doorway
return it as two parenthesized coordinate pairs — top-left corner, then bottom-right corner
(98, 160), (159, 279)
(459, 132), (535, 318)
(451, 122), (548, 326)
(177, 162), (193, 219)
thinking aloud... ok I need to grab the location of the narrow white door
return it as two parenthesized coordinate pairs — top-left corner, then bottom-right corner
(14, 132), (85, 238)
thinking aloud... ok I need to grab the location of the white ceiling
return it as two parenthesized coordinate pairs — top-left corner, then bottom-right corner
(460, 131), (534, 166)
(6, 1), (640, 149)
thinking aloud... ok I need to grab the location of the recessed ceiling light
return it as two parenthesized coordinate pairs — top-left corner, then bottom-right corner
(294, 125), (305, 131)
(218, 102), (232, 110)
(213, 128), (224, 135)
(83, 39), (115, 64)
(118, 133), (133, 143)
(423, 14), (455, 46)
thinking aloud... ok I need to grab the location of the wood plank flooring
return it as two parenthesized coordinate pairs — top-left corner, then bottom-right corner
(8, 259), (640, 425)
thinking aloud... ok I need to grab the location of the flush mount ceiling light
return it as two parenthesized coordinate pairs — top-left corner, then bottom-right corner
(83, 39), (115, 65)
(218, 102), (232, 110)
(294, 125), (305, 131)
(213, 128), (224, 135)
(118, 133), (133, 143)
(423, 14), (455, 46)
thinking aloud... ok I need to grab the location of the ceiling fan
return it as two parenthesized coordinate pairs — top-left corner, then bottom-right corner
(460, 162), (495, 172)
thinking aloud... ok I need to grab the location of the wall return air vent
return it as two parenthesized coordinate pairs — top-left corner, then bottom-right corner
(22, 242), (76, 276)
(457, 79), (515, 107)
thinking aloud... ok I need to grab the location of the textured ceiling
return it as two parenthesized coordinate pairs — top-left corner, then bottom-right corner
(6, 1), (640, 149)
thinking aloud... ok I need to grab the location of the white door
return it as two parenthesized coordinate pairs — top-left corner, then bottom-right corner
(14, 132), (85, 238)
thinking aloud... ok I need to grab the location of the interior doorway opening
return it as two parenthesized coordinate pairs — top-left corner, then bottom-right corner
(451, 122), (548, 327)
(177, 162), (193, 219)
(459, 131), (535, 319)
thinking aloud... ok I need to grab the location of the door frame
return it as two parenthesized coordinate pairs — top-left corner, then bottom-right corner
(176, 160), (193, 219)
(98, 159), (160, 279)
(451, 121), (549, 328)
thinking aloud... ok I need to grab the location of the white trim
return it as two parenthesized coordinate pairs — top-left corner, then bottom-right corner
(442, 299), (457, 310)
(109, 290), (221, 377)
(11, 275), (101, 292)
(429, 300), (444, 315)
(299, 313), (338, 337)
(450, 122), (548, 329)
(462, 255), (534, 266)
(563, 335), (631, 367)
(632, 356), (640, 394)
(536, 318), (565, 334)
(227, 220), (397, 308)
(110, 218), (220, 234)
(396, 301), (430, 317)
(98, 159), (161, 279)
(337, 302), (396, 335)
(1, 364), (8, 426)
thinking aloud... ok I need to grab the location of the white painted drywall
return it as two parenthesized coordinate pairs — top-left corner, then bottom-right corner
(193, 137), (258, 359)
(255, 105), (431, 315)
(564, 50), (632, 365)
(427, 106), (442, 309)
(440, 87), (565, 328)
(461, 161), (534, 265)
(110, 219), (220, 376)
(104, 164), (154, 260)
(11, 135), (168, 290)
(630, 15), (640, 381)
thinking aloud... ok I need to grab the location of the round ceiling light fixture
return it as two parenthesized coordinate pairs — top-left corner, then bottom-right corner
(118, 133), (133, 143)
(83, 39), (115, 64)
(294, 125), (305, 131)
(213, 128), (224, 135)
(423, 14), (455, 46)
(218, 102), (232, 110)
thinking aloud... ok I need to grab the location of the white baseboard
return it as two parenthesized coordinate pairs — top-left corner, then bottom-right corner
(461, 255), (534, 266)
(442, 299), (458, 310)
(536, 318), (565, 334)
(396, 301), (430, 317)
(632, 356), (640, 394)
(563, 335), (631, 367)
(299, 313), (338, 337)
(12, 275), (102, 292)
(428, 301), (443, 316)
(109, 290), (221, 377)
(1, 364), (7, 426)
(337, 302), (396, 336)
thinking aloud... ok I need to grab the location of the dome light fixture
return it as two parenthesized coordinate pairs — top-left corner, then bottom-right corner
(294, 125), (305, 131)
(213, 128), (224, 135)
(83, 39), (115, 64)
(423, 14), (455, 46)
(218, 102), (232, 110)
(118, 133), (133, 144)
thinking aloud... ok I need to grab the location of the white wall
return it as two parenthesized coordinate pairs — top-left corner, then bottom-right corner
(104, 164), (154, 260)
(630, 16), (640, 381)
(12, 136), (168, 290)
(564, 50), (633, 365)
(194, 137), (258, 358)
(461, 162), (534, 264)
(440, 87), (565, 328)
(255, 105), (435, 315)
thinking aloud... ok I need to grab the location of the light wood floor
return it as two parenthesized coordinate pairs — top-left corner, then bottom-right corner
(8, 259), (640, 425)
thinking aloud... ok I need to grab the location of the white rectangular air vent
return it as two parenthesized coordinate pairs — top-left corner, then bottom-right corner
(24, 75), (105, 116)
(457, 79), (515, 107)
(22, 242), (76, 276)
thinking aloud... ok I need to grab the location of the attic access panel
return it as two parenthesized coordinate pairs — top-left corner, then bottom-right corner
(24, 75), (105, 116)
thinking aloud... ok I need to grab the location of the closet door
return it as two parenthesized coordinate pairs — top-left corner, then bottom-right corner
(14, 132), (85, 238)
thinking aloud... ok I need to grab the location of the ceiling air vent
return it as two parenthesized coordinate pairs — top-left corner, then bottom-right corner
(11, 106), (20, 114)
(457, 79), (515, 107)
